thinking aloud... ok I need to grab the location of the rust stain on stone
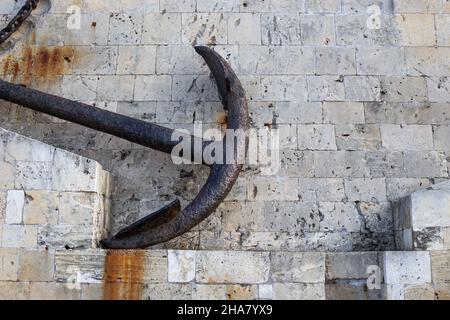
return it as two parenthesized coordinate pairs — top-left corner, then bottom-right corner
(1, 46), (74, 84)
(103, 250), (146, 300)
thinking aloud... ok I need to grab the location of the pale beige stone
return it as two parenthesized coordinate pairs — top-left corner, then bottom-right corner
(273, 283), (325, 300)
(396, 14), (436, 46)
(404, 284), (435, 300)
(192, 284), (226, 300)
(271, 252), (325, 283)
(431, 251), (450, 284)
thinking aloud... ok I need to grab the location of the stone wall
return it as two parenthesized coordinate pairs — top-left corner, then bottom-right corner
(1, 0), (449, 252)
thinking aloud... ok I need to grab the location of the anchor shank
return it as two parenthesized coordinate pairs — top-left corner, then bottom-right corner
(0, 79), (207, 162)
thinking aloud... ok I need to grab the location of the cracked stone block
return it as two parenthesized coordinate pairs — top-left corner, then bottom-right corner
(61, 76), (98, 101)
(406, 47), (450, 77)
(344, 178), (387, 202)
(72, 46), (118, 75)
(196, 251), (270, 284)
(383, 251), (431, 285)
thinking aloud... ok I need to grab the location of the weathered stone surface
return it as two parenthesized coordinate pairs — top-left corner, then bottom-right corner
(29, 282), (81, 300)
(55, 250), (106, 284)
(168, 250), (196, 283)
(18, 249), (54, 281)
(226, 284), (258, 300)
(273, 283), (325, 300)
(384, 251), (431, 284)
(326, 252), (379, 280)
(196, 251), (270, 284)
(404, 284), (435, 300)
(0, 248), (19, 281)
(271, 252), (325, 283)
(380, 125), (433, 151)
(431, 251), (450, 284)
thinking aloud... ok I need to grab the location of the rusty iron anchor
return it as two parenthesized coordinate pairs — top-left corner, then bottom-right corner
(0, 46), (249, 249)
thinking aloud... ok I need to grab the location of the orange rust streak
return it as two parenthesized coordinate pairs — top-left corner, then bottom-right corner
(103, 250), (146, 300)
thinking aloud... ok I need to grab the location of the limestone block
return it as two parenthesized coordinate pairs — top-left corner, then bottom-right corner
(404, 284), (435, 300)
(436, 15), (450, 46)
(315, 47), (356, 75)
(271, 252), (325, 283)
(395, 14), (436, 46)
(134, 75), (172, 101)
(261, 76), (308, 101)
(431, 251), (450, 284)
(142, 283), (192, 300)
(0, 191), (5, 223)
(239, 46), (315, 75)
(0, 162), (15, 189)
(15, 161), (53, 190)
(278, 150), (314, 177)
(228, 13), (261, 44)
(240, 0), (306, 13)
(318, 202), (361, 232)
(301, 14), (335, 45)
(197, 0), (239, 12)
(326, 252), (379, 280)
(383, 251), (431, 284)
(306, 0), (341, 13)
(380, 77), (427, 102)
(297, 124), (337, 151)
(403, 151), (447, 178)
(192, 284), (227, 300)
(18, 249), (54, 281)
(427, 77), (450, 103)
(326, 281), (382, 300)
(336, 14), (399, 46)
(108, 13), (143, 45)
(308, 76), (345, 102)
(393, 0), (443, 13)
(344, 178), (387, 202)
(160, 0), (195, 12)
(168, 250), (196, 283)
(406, 47), (450, 77)
(142, 13), (181, 44)
(357, 47), (405, 76)
(323, 102), (364, 124)
(344, 76), (381, 102)
(2, 225), (37, 248)
(97, 76), (135, 101)
(61, 76), (98, 101)
(172, 75), (219, 102)
(5, 190), (24, 224)
(342, 0), (394, 13)
(261, 14), (302, 45)
(196, 251), (270, 284)
(336, 124), (380, 151)
(226, 285), (258, 300)
(4, 132), (54, 162)
(0, 248), (19, 281)
(181, 13), (228, 45)
(259, 284), (273, 300)
(410, 190), (450, 229)
(65, 13), (110, 46)
(297, 179), (345, 202)
(273, 283), (325, 300)
(313, 151), (369, 178)
(72, 46), (118, 75)
(29, 282), (81, 300)
(156, 45), (204, 75)
(380, 125), (433, 151)
(81, 284), (104, 300)
(247, 176), (299, 201)
(117, 46), (157, 75)
(37, 225), (94, 250)
(55, 250), (106, 284)
(0, 282), (30, 300)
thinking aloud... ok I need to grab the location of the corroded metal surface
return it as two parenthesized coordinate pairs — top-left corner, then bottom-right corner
(0, 0), (39, 45)
(0, 46), (249, 249)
